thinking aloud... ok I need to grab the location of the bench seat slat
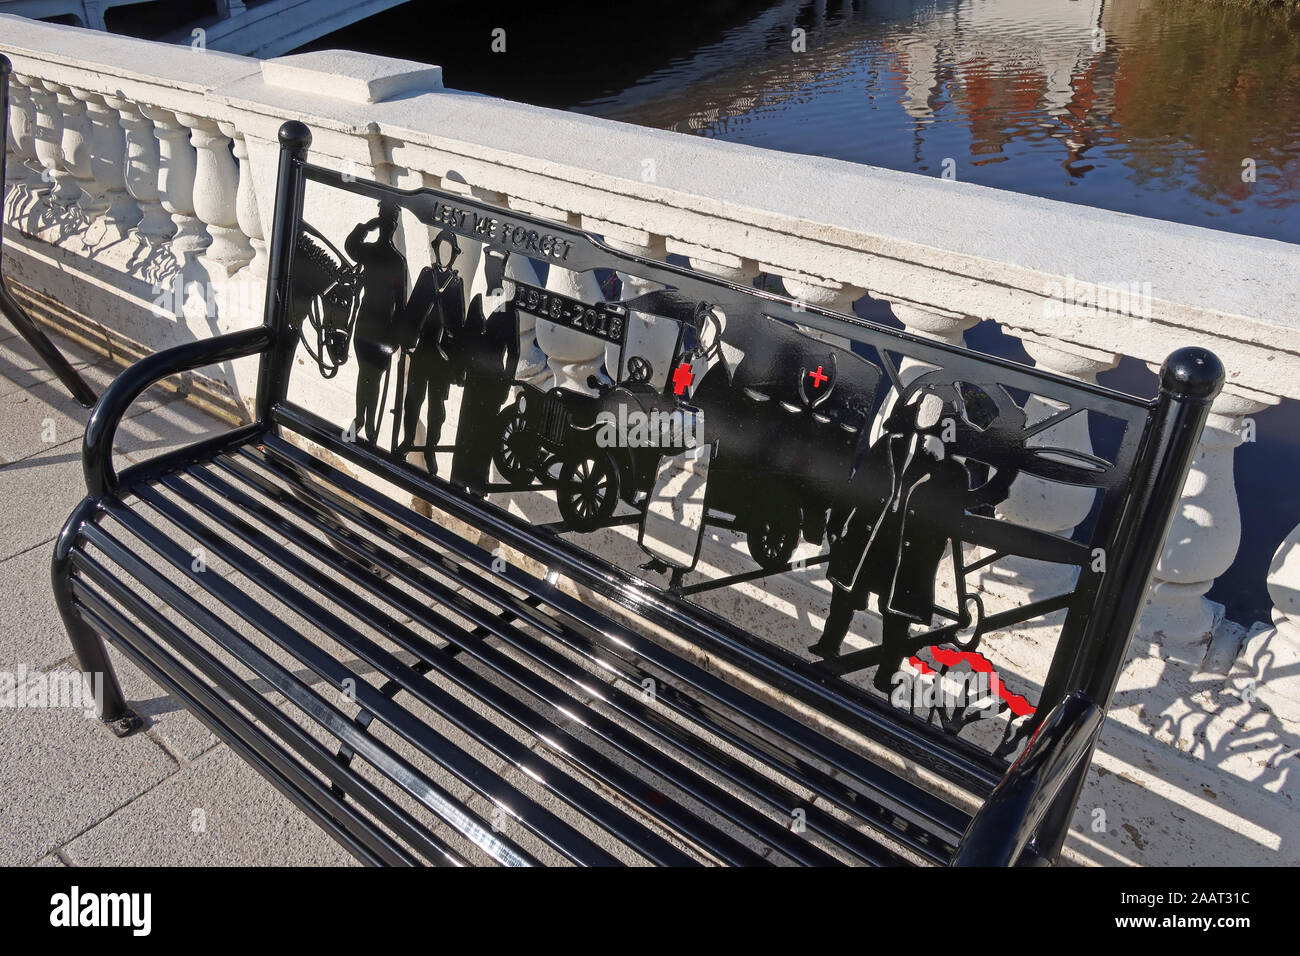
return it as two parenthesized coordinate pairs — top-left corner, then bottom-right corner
(260, 431), (974, 844)
(82, 513), (551, 866)
(217, 449), (941, 865)
(145, 470), (768, 866)
(68, 563), (463, 866)
(187, 456), (911, 866)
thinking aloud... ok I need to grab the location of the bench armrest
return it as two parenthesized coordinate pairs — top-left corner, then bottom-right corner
(951, 692), (1103, 866)
(83, 326), (275, 496)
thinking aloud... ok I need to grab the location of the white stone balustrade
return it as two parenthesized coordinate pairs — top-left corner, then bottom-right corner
(986, 332), (1121, 598)
(80, 89), (139, 238)
(27, 77), (61, 199)
(49, 80), (90, 208)
(140, 106), (207, 262)
(1238, 522), (1300, 726)
(4, 72), (38, 187)
(1145, 386), (1279, 660)
(177, 112), (250, 276)
(220, 121), (265, 277)
(3, 11), (1300, 705)
(109, 98), (173, 246)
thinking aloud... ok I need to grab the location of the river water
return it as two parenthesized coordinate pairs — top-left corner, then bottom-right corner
(312, 0), (1300, 622)
(321, 0), (1300, 243)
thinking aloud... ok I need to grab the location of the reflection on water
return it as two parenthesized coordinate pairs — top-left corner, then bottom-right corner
(567, 0), (1300, 243)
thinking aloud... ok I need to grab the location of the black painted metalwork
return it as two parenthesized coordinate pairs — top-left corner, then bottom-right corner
(0, 55), (98, 408)
(51, 120), (1224, 865)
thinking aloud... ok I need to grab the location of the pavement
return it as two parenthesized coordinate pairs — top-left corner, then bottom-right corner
(0, 322), (356, 867)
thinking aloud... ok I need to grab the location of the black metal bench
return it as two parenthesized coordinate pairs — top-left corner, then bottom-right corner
(53, 121), (1223, 866)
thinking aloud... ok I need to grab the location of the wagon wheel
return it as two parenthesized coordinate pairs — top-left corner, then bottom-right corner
(625, 355), (653, 385)
(746, 502), (802, 571)
(557, 453), (620, 532)
(492, 407), (541, 486)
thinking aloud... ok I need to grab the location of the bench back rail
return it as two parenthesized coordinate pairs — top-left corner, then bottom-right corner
(254, 125), (1220, 791)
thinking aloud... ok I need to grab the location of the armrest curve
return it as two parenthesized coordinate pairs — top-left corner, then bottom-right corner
(83, 326), (275, 497)
(952, 691), (1103, 867)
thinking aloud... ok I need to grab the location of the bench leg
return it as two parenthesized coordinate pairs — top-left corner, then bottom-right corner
(51, 500), (143, 737)
(1027, 758), (1090, 863)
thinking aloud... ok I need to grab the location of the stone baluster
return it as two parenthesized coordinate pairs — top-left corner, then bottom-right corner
(1142, 386), (1278, 663)
(65, 88), (109, 221)
(177, 113), (251, 276)
(28, 79), (63, 201)
(677, 244), (754, 287)
(78, 89), (140, 239)
(5, 74), (41, 190)
(978, 331), (1121, 596)
(1238, 522), (1300, 725)
(48, 81), (93, 210)
(219, 121), (266, 278)
(105, 97), (174, 247)
(781, 273), (863, 350)
(139, 105), (208, 260)
(870, 296), (978, 442)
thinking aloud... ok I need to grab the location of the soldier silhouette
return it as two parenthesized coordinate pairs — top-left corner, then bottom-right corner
(449, 249), (520, 494)
(810, 386), (973, 693)
(396, 229), (465, 474)
(345, 200), (407, 443)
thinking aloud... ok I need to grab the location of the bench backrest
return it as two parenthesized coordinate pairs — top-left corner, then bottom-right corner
(257, 122), (1221, 794)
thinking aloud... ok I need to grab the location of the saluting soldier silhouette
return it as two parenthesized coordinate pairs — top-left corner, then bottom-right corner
(449, 248), (520, 494)
(810, 385), (976, 693)
(396, 229), (465, 475)
(345, 200), (407, 444)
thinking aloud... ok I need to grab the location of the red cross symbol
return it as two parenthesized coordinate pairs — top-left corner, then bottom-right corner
(671, 362), (694, 396)
(808, 365), (829, 388)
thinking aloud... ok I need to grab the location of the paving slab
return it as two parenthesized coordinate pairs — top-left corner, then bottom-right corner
(62, 743), (359, 867)
(107, 647), (222, 764)
(0, 540), (77, 672)
(0, 330), (98, 403)
(0, 357), (178, 466)
(0, 663), (178, 865)
(0, 437), (90, 562)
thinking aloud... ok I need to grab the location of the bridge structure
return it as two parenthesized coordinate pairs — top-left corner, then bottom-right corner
(2, 12), (1299, 866)
(0, 0), (412, 57)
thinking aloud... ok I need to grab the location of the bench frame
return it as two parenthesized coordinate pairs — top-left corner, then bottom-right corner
(51, 121), (1224, 866)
